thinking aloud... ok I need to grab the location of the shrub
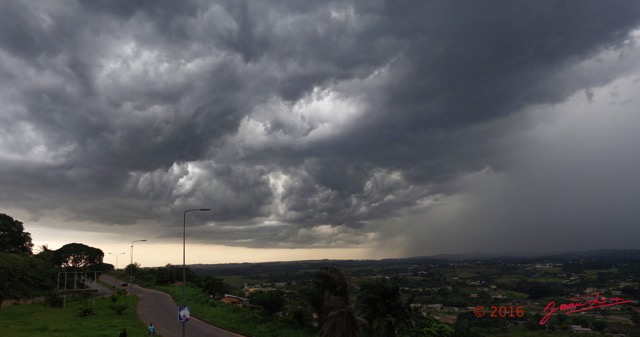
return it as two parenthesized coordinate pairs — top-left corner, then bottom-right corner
(45, 293), (64, 308)
(77, 306), (94, 317)
(248, 290), (285, 316)
(109, 303), (128, 315)
(110, 294), (118, 303)
(287, 306), (312, 327)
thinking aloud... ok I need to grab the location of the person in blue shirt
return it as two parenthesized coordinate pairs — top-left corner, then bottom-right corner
(147, 323), (155, 336)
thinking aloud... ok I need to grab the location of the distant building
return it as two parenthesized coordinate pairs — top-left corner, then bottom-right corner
(220, 294), (249, 307)
(490, 292), (506, 299)
(571, 325), (593, 333)
(584, 287), (597, 294)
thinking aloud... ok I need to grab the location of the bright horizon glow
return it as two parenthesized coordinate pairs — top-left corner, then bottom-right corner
(27, 223), (399, 267)
(94, 243), (397, 268)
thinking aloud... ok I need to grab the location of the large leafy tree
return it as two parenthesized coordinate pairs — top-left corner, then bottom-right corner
(249, 290), (285, 316)
(52, 243), (104, 270)
(202, 276), (230, 299)
(0, 213), (34, 255)
(0, 252), (57, 303)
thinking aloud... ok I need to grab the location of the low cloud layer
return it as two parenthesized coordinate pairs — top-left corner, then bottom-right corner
(1, 1), (640, 255)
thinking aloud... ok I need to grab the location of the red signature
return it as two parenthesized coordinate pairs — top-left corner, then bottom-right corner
(539, 292), (631, 325)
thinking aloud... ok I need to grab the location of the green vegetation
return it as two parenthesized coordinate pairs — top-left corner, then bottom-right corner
(0, 213), (34, 255)
(0, 297), (156, 337)
(220, 275), (267, 287)
(52, 243), (107, 271)
(5, 210), (640, 337)
(153, 284), (315, 337)
(0, 252), (58, 303)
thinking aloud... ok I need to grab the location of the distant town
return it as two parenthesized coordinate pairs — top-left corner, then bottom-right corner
(2, 212), (640, 336)
(186, 249), (640, 336)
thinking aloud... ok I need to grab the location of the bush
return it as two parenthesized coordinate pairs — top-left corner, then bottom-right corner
(109, 303), (128, 315)
(592, 320), (607, 332)
(45, 293), (64, 308)
(248, 290), (285, 316)
(110, 294), (118, 303)
(287, 306), (312, 327)
(77, 306), (94, 317)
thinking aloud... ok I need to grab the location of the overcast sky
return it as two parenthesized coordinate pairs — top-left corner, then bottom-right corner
(2, 1), (640, 266)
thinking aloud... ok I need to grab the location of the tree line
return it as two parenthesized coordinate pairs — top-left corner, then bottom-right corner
(0, 213), (111, 304)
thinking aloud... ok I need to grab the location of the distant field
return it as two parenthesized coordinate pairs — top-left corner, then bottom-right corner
(0, 296), (153, 337)
(219, 275), (267, 287)
(454, 271), (479, 278)
(585, 268), (618, 276)
(494, 275), (526, 283)
(504, 290), (529, 299)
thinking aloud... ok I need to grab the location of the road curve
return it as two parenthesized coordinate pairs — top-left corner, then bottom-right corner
(101, 275), (244, 337)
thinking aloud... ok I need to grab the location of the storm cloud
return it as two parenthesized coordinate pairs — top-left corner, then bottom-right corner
(1, 0), (640, 254)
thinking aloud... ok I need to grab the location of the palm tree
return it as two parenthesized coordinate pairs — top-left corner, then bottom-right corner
(312, 266), (366, 337)
(34, 244), (55, 265)
(319, 306), (366, 337)
(35, 244), (51, 253)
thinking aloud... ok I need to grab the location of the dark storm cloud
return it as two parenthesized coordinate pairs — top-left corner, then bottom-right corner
(1, 0), (640, 251)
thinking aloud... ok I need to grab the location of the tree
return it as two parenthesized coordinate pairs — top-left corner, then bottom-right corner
(52, 243), (104, 270)
(319, 306), (366, 337)
(124, 262), (141, 276)
(312, 266), (366, 337)
(0, 213), (33, 255)
(592, 320), (607, 332)
(35, 244), (55, 265)
(358, 278), (411, 337)
(249, 290), (285, 316)
(399, 311), (454, 337)
(0, 252), (57, 303)
(630, 310), (640, 326)
(202, 276), (229, 299)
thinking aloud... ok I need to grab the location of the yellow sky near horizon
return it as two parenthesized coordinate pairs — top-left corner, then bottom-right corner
(27, 223), (398, 267)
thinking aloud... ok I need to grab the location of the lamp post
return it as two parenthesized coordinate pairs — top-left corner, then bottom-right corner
(108, 252), (125, 280)
(182, 208), (210, 337)
(129, 239), (147, 304)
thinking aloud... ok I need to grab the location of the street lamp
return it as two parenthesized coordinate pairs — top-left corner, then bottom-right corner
(129, 239), (147, 304)
(108, 252), (125, 280)
(183, 208), (210, 337)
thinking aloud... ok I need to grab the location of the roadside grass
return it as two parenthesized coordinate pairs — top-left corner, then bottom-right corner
(0, 296), (155, 337)
(154, 285), (316, 337)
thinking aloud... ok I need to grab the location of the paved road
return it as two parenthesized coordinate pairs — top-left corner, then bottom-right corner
(85, 278), (116, 297)
(101, 275), (244, 337)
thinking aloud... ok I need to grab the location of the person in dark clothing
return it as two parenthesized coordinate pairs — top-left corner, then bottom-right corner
(119, 328), (127, 337)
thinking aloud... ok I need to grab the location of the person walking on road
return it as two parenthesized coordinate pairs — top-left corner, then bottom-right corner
(148, 323), (155, 336)
(119, 328), (127, 337)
